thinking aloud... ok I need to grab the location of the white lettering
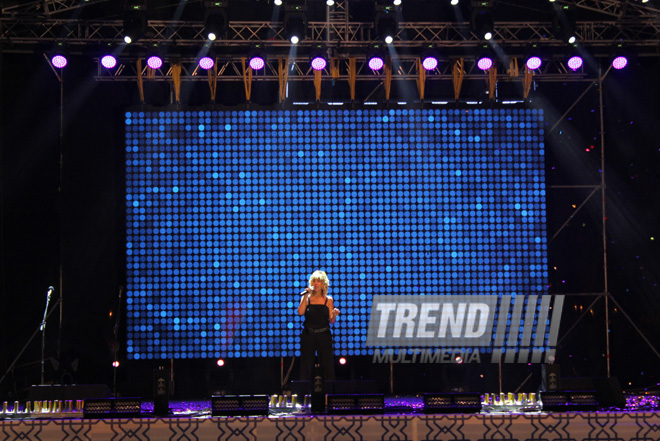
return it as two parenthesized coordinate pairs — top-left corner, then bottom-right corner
(464, 303), (489, 338)
(417, 303), (439, 338)
(439, 303), (466, 338)
(376, 303), (397, 338)
(393, 303), (418, 338)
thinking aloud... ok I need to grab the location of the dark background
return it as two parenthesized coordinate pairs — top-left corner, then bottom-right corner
(1, 18), (659, 399)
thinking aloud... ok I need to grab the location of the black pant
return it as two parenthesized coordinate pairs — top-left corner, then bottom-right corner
(299, 330), (335, 381)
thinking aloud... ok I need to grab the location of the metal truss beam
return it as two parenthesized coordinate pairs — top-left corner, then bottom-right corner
(2, 0), (660, 20)
(92, 55), (596, 84)
(1, 18), (660, 54)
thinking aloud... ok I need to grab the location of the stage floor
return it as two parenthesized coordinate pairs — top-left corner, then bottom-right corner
(3, 396), (660, 441)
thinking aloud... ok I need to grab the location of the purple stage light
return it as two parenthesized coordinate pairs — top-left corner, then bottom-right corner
(101, 55), (117, 69)
(526, 56), (542, 70)
(567, 55), (583, 71)
(51, 55), (68, 69)
(612, 56), (628, 70)
(311, 56), (327, 71)
(368, 56), (384, 71)
(421, 56), (438, 71)
(477, 56), (493, 71)
(249, 56), (265, 70)
(147, 56), (163, 70)
(199, 56), (215, 70)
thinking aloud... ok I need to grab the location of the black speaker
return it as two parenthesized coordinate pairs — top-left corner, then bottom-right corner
(423, 393), (481, 414)
(561, 377), (625, 409)
(311, 364), (325, 413)
(153, 366), (169, 416)
(211, 395), (269, 416)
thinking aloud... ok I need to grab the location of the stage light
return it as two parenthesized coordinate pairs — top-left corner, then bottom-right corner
(375, 10), (397, 44)
(204, 0), (228, 41)
(451, 0), (459, 4)
(275, 0), (282, 4)
(284, 9), (307, 45)
(567, 55), (583, 71)
(393, 0), (402, 5)
(249, 56), (265, 70)
(216, 358), (225, 367)
(51, 54), (68, 69)
(147, 55), (163, 70)
(101, 55), (117, 69)
(311, 55), (327, 71)
(526, 56), (542, 70)
(551, 3), (577, 44)
(612, 55), (628, 70)
(112, 361), (120, 368)
(122, 0), (147, 45)
(339, 357), (347, 365)
(471, 1), (494, 41)
(477, 55), (493, 71)
(421, 53), (439, 71)
(326, 0), (334, 4)
(368, 55), (385, 71)
(199, 56), (215, 70)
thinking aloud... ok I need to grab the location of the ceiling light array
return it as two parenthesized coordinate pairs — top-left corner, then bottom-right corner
(45, 0), (632, 74)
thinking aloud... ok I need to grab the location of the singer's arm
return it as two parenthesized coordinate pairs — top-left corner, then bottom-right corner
(328, 297), (340, 324)
(297, 289), (309, 316)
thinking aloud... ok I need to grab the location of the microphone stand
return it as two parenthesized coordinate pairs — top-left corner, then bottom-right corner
(40, 288), (53, 385)
(0, 297), (60, 389)
(112, 286), (123, 397)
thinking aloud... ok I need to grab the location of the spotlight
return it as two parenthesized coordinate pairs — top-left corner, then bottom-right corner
(375, 10), (397, 44)
(421, 50), (439, 71)
(216, 358), (225, 367)
(368, 54), (385, 71)
(525, 56), (542, 70)
(199, 56), (215, 70)
(122, 0), (147, 45)
(451, 0), (459, 4)
(471, 1), (494, 41)
(51, 54), (68, 69)
(101, 55), (117, 69)
(283, 11), (307, 44)
(393, 0), (402, 5)
(326, 0), (334, 4)
(551, 4), (577, 44)
(249, 55), (266, 70)
(112, 361), (120, 368)
(204, 0), (228, 41)
(477, 55), (493, 71)
(147, 55), (163, 70)
(339, 357), (347, 365)
(567, 55), (583, 71)
(274, 0), (282, 4)
(612, 55), (628, 70)
(310, 54), (327, 71)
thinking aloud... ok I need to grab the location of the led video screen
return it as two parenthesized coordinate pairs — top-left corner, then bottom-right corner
(125, 107), (548, 360)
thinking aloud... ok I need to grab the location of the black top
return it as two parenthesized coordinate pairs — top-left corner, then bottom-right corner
(304, 296), (330, 330)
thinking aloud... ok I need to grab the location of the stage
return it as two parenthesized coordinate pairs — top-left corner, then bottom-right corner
(3, 398), (660, 441)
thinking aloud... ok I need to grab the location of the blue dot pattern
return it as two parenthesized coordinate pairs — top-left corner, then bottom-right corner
(124, 108), (548, 359)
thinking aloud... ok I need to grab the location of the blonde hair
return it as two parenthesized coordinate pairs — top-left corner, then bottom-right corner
(308, 270), (330, 288)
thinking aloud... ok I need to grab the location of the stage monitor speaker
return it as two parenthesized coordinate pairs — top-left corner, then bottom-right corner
(561, 377), (625, 409)
(423, 393), (481, 414)
(83, 397), (141, 418)
(211, 395), (269, 416)
(28, 384), (111, 401)
(326, 394), (385, 415)
(540, 390), (599, 412)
